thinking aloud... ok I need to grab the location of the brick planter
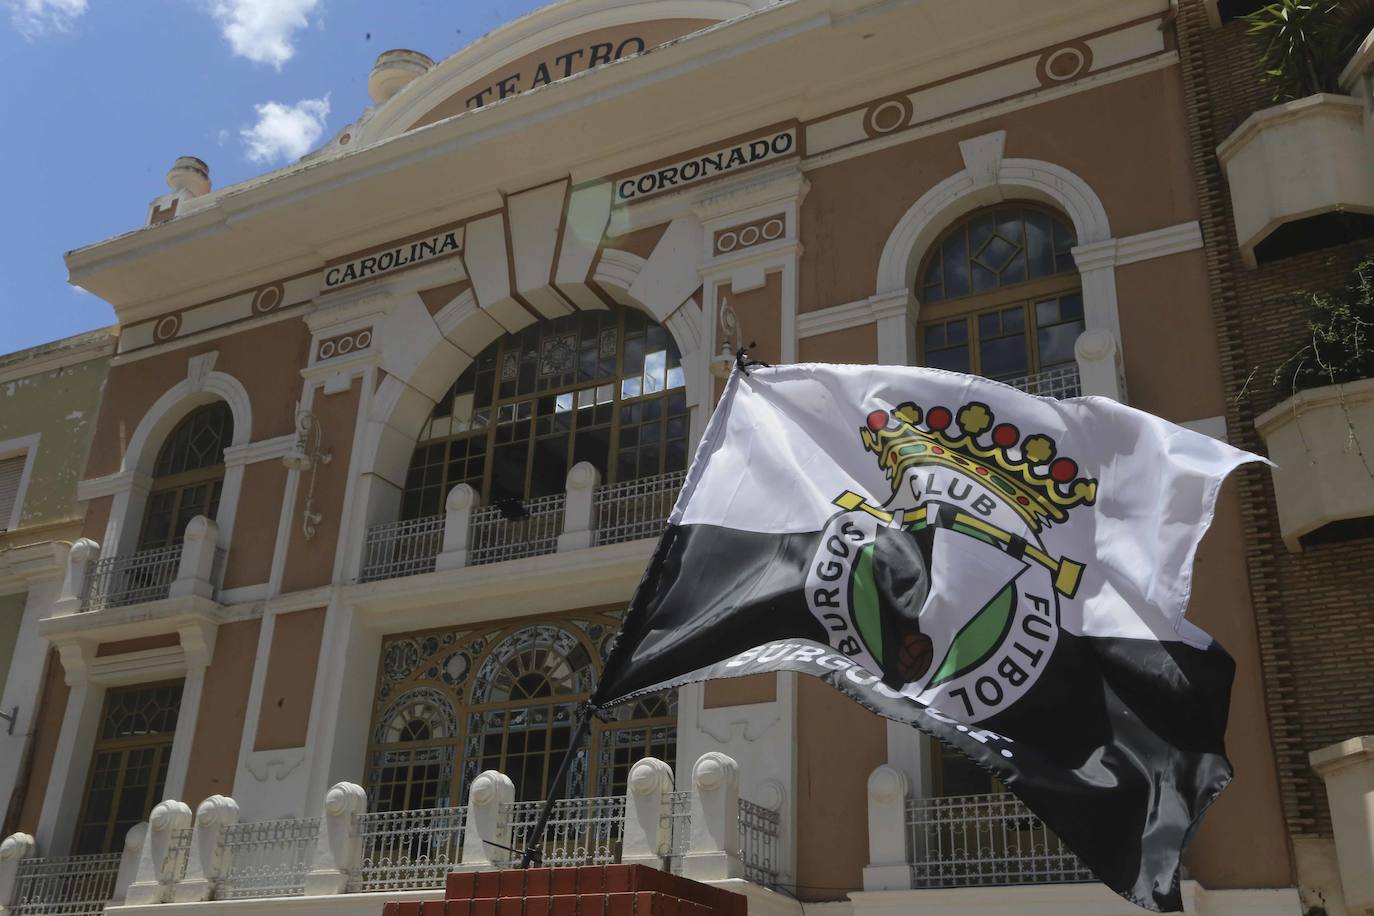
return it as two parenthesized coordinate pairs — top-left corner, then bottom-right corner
(383, 865), (748, 916)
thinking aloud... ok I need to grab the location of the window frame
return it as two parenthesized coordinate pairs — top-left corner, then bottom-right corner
(0, 434), (41, 533)
(137, 404), (232, 551)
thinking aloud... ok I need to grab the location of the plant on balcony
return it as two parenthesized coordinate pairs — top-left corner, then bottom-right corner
(1269, 253), (1374, 395)
(1245, 0), (1374, 99)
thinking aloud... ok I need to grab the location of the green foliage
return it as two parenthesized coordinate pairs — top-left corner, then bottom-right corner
(1272, 255), (1374, 394)
(1244, 0), (1374, 100)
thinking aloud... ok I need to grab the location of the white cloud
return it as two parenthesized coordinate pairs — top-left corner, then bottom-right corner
(207, 0), (320, 68)
(6, 0), (88, 38)
(240, 95), (330, 165)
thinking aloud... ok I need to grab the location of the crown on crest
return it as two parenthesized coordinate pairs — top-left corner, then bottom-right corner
(860, 401), (1098, 531)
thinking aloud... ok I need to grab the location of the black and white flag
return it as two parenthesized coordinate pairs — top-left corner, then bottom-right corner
(592, 363), (1263, 912)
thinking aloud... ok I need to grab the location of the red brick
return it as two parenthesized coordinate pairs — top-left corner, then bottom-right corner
(421, 903), (449, 916)
(522, 896), (551, 916)
(551, 868), (579, 896)
(499, 870), (526, 898)
(473, 897), (498, 916)
(604, 864), (633, 893)
(498, 896), (525, 916)
(606, 892), (635, 916)
(449, 901), (472, 916)
(525, 867), (553, 897)
(727, 890), (747, 916)
(474, 872), (502, 900)
(395, 904), (423, 916)
(577, 866), (607, 895)
(383, 905), (400, 916)
(577, 894), (606, 916)
(447, 872), (478, 901)
(550, 895), (578, 916)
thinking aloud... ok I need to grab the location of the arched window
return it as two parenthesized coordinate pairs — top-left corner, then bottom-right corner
(917, 205), (1084, 391)
(401, 306), (687, 518)
(138, 402), (233, 550)
(366, 614), (676, 810)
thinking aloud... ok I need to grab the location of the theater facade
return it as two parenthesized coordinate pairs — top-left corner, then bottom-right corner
(0, 0), (1340, 913)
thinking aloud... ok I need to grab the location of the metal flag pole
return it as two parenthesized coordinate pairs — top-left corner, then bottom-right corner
(519, 701), (595, 868)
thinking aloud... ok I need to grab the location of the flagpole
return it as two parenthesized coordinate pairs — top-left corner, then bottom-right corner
(519, 702), (594, 869)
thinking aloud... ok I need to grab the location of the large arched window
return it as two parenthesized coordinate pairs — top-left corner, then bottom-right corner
(366, 613), (676, 810)
(401, 306), (687, 518)
(917, 205), (1083, 391)
(138, 402), (233, 550)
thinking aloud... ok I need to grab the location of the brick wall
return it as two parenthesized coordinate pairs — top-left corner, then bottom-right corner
(1176, 0), (1374, 839)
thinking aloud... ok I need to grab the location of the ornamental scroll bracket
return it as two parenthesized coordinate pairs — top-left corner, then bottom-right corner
(282, 405), (333, 540)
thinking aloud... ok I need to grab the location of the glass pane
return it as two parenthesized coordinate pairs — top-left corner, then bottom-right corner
(1038, 322), (1081, 368)
(925, 344), (970, 374)
(980, 335), (1029, 380)
(941, 233), (969, 299)
(1025, 210), (1054, 277)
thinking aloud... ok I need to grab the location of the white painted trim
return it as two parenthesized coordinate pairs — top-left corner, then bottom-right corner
(796, 295), (910, 339)
(85, 646), (187, 687)
(77, 470), (152, 503)
(0, 434), (41, 532)
(223, 435), (297, 468)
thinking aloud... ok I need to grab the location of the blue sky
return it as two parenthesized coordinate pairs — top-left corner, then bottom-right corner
(0, 0), (548, 354)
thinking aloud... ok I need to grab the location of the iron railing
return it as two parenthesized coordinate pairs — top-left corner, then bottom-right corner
(216, 817), (320, 899)
(1004, 364), (1081, 399)
(80, 544), (183, 611)
(358, 515), (444, 582)
(737, 798), (780, 887)
(593, 470), (686, 546)
(165, 827), (194, 888)
(10, 852), (122, 916)
(504, 796), (625, 867)
(350, 806), (466, 892)
(469, 494), (565, 566)
(907, 792), (1093, 888)
(665, 790), (693, 875)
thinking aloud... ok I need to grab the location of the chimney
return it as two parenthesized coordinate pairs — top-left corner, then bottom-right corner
(368, 49), (434, 105)
(166, 156), (211, 198)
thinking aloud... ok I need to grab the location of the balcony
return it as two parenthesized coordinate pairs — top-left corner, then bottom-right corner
(359, 469), (685, 583)
(80, 545), (185, 612)
(1003, 364), (1080, 400)
(0, 752), (779, 914)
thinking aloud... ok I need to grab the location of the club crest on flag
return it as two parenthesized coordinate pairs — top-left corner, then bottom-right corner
(804, 399), (1099, 721)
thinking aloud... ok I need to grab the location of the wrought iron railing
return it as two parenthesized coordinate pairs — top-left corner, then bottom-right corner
(737, 798), (780, 887)
(10, 852), (122, 916)
(593, 470), (686, 546)
(165, 826), (194, 887)
(350, 806), (466, 892)
(504, 796), (625, 867)
(469, 494), (565, 566)
(216, 817), (320, 899)
(358, 515), (444, 582)
(665, 790), (693, 875)
(80, 544), (183, 611)
(1004, 364), (1081, 399)
(907, 792), (1093, 888)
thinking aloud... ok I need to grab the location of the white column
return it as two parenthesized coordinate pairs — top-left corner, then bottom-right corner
(305, 782), (367, 895)
(52, 540), (95, 616)
(1068, 240), (1127, 403)
(885, 721), (933, 801)
(871, 290), (918, 366)
(622, 757), (674, 868)
(0, 571), (65, 827)
(162, 623), (216, 803)
(110, 823), (148, 906)
(558, 462), (600, 552)
(683, 752), (742, 881)
(0, 832), (35, 913)
(457, 770), (514, 871)
(170, 516), (219, 599)
(174, 794), (239, 902)
(434, 484), (476, 572)
(35, 643), (102, 856)
(1311, 736), (1374, 912)
(863, 765), (912, 891)
(125, 800), (193, 906)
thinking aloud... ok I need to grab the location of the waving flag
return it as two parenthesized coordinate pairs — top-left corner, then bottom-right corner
(592, 363), (1262, 912)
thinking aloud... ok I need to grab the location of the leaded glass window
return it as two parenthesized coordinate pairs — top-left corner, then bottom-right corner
(366, 614), (676, 811)
(73, 682), (183, 854)
(917, 205), (1083, 387)
(401, 307), (687, 519)
(139, 402), (232, 549)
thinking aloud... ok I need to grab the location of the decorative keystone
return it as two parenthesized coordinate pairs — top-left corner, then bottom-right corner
(559, 462), (602, 552)
(126, 800), (193, 905)
(436, 483), (478, 572)
(305, 782), (368, 896)
(111, 822), (149, 905)
(863, 765), (912, 891)
(458, 770), (515, 870)
(173, 795), (240, 902)
(623, 757), (675, 866)
(684, 752), (742, 881)
(0, 833), (35, 911)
